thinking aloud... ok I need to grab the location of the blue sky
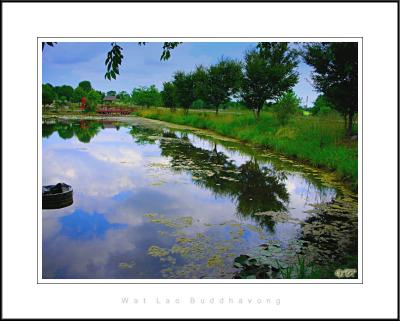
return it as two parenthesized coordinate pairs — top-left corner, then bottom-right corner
(42, 42), (320, 107)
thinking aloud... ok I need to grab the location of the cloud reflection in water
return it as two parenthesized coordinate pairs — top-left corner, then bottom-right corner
(42, 119), (338, 279)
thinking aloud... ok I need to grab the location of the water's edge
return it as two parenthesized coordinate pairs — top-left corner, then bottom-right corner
(42, 113), (355, 194)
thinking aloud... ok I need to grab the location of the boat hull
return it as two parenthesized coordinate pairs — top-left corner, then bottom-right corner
(42, 184), (73, 209)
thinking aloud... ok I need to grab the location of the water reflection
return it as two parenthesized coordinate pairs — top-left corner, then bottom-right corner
(299, 199), (358, 265)
(43, 120), (103, 143)
(60, 210), (127, 240)
(42, 118), (341, 279)
(157, 132), (289, 231)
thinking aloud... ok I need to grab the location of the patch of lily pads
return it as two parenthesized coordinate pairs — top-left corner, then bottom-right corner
(233, 197), (358, 279)
(143, 213), (273, 279)
(254, 210), (300, 224)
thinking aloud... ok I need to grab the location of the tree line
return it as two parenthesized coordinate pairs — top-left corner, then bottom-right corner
(161, 43), (298, 117)
(160, 42), (358, 136)
(43, 42), (358, 136)
(42, 80), (103, 111)
(42, 81), (164, 110)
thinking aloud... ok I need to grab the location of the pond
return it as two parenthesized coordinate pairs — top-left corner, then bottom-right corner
(42, 117), (357, 279)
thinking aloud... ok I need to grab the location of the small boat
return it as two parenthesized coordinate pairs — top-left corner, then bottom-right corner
(42, 183), (73, 209)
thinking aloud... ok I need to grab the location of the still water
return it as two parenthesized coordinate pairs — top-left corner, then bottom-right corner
(42, 117), (354, 279)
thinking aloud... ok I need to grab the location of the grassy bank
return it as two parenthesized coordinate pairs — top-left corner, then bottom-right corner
(133, 108), (358, 188)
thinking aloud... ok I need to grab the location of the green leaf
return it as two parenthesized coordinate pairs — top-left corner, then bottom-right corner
(248, 258), (258, 265)
(234, 255), (249, 266)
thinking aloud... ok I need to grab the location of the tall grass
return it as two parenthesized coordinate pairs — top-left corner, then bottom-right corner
(133, 108), (358, 187)
(278, 255), (358, 279)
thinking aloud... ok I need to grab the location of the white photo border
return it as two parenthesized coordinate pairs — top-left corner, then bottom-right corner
(37, 36), (363, 285)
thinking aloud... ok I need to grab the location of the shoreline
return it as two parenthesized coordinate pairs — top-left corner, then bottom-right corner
(42, 112), (357, 193)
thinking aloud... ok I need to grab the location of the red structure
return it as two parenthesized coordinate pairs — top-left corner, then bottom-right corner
(80, 97), (87, 110)
(94, 95), (134, 115)
(97, 108), (132, 115)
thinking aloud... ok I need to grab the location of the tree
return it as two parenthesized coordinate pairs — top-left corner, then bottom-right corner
(117, 91), (130, 104)
(303, 42), (358, 136)
(131, 85), (162, 107)
(97, 90), (105, 100)
(42, 83), (56, 105)
(54, 85), (74, 101)
(207, 58), (243, 113)
(241, 43), (299, 118)
(311, 95), (334, 116)
(173, 71), (195, 113)
(107, 90), (117, 97)
(192, 65), (210, 105)
(85, 90), (102, 111)
(273, 91), (301, 125)
(54, 96), (68, 109)
(78, 80), (92, 92)
(72, 86), (86, 103)
(161, 81), (177, 109)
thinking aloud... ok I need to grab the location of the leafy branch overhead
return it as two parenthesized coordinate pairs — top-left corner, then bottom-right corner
(42, 41), (182, 81)
(160, 42), (182, 60)
(105, 42), (182, 80)
(104, 42), (124, 80)
(138, 42), (182, 60)
(42, 42), (57, 50)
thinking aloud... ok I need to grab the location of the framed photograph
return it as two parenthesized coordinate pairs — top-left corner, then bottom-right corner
(2, 1), (398, 319)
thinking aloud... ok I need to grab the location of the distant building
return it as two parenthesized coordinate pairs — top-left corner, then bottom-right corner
(103, 96), (117, 104)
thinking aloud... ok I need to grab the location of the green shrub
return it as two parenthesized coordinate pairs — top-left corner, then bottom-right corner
(311, 95), (335, 115)
(85, 90), (102, 112)
(317, 105), (332, 116)
(191, 99), (206, 109)
(131, 85), (162, 107)
(274, 92), (301, 125)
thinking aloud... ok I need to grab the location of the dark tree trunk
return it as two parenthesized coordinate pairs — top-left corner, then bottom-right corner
(215, 106), (219, 115)
(256, 108), (261, 119)
(347, 111), (354, 137)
